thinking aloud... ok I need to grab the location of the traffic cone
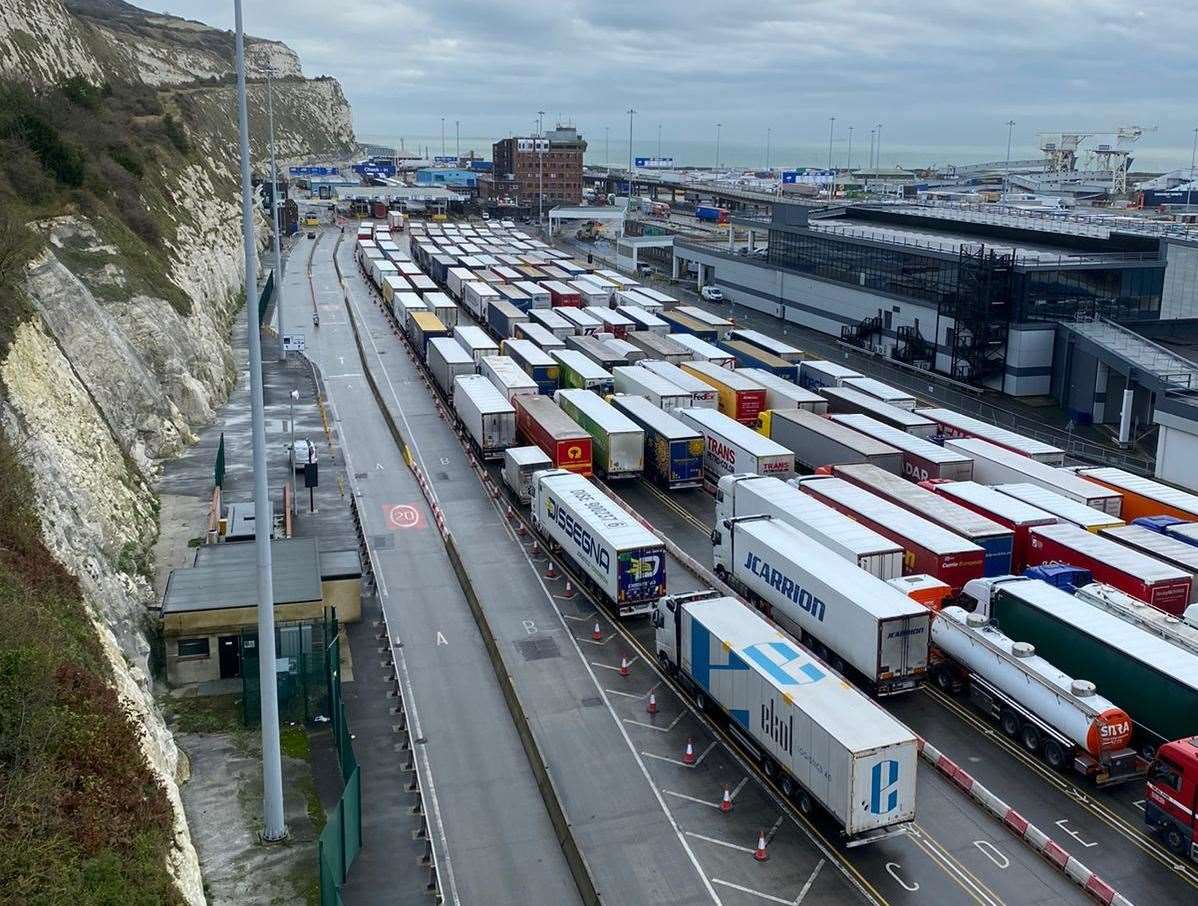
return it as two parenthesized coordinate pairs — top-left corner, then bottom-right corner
(619, 657), (630, 677)
(592, 622), (602, 642)
(720, 788), (733, 814)
(562, 580), (576, 598)
(682, 738), (696, 765)
(516, 521), (527, 537)
(646, 693), (658, 715)
(506, 504), (514, 519)
(531, 541), (540, 556)
(545, 560), (558, 579)
(754, 831), (768, 862)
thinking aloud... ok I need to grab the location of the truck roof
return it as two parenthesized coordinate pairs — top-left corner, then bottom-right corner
(550, 349), (612, 380)
(641, 359), (721, 393)
(504, 445), (553, 467)
(801, 360), (861, 380)
(428, 337), (473, 365)
(503, 338), (556, 366)
(613, 366), (691, 399)
(834, 465), (1009, 539)
(678, 407), (792, 457)
(916, 408), (1063, 459)
(769, 408), (899, 458)
(832, 414), (969, 464)
(990, 578), (1198, 691)
(820, 388), (935, 432)
(798, 476), (985, 557)
(1079, 467), (1198, 515)
(1102, 524), (1198, 572)
(935, 481), (1057, 526)
(688, 595), (916, 749)
(736, 370), (824, 405)
(842, 376), (915, 405)
(993, 483), (1122, 529)
(556, 389), (643, 435)
(668, 333), (732, 362)
(946, 438), (1120, 504)
(1032, 523), (1190, 583)
(682, 359), (765, 392)
(539, 471), (663, 550)
(610, 395), (701, 441)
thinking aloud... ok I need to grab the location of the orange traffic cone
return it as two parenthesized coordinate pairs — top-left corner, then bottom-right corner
(682, 738), (696, 765)
(545, 560), (558, 579)
(721, 788), (733, 814)
(592, 622), (602, 641)
(646, 693), (658, 715)
(754, 831), (768, 862)
(619, 657), (630, 677)
(563, 580), (575, 598)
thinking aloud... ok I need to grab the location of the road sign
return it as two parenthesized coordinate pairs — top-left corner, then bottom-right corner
(282, 334), (306, 352)
(635, 157), (674, 169)
(289, 165), (338, 176)
(385, 504), (425, 530)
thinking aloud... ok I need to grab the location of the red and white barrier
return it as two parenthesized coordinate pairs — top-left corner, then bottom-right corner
(918, 738), (1133, 906)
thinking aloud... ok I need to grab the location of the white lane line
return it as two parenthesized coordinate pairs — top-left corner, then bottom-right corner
(710, 879), (794, 905)
(604, 688), (645, 700)
(604, 682), (661, 700)
(590, 656), (638, 672)
(642, 740), (716, 768)
(624, 711), (686, 733)
(730, 776), (749, 800)
(663, 789), (722, 810)
(686, 832), (756, 855)
(577, 634), (615, 647)
(794, 860), (825, 905)
(765, 814), (785, 844)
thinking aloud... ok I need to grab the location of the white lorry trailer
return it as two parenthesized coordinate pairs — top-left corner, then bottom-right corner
(654, 591), (918, 840)
(713, 514), (930, 693)
(530, 469), (666, 617)
(453, 374), (516, 460)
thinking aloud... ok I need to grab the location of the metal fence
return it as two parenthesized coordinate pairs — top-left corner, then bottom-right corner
(239, 617), (332, 726)
(257, 269), (275, 325)
(319, 616), (362, 906)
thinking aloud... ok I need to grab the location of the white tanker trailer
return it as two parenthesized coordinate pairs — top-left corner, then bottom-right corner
(930, 606), (1141, 785)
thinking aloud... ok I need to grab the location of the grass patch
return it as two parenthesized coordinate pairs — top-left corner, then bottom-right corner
(163, 692), (243, 735)
(0, 432), (183, 904)
(280, 724), (311, 760)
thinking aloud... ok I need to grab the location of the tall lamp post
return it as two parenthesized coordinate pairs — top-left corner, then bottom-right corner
(266, 70), (285, 361)
(766, 126), (772, 171)
(626, 108), (636, 210)
(1004, 119), (1016, 197)
(827, 116), (836, 197)
(440, 116), (445, 154)
(537, 110), (546, 233)
(1189, 127), (1197, 208)
(715, 122), (722, 168)
(233, 0), (286, 843)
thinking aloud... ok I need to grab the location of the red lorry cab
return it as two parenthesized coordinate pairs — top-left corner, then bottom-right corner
(1145, 737), (1198, 862)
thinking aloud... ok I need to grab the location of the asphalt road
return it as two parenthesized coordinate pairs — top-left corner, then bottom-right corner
(284, 233), (580, 906)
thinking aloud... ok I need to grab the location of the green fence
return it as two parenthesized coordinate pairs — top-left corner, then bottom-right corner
(258, 269), (275, 325)
(318, 616), (362, 905)
(239, 617), (331, 726)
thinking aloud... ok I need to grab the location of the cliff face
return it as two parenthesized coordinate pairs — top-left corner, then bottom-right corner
(0, 1), (357, 901)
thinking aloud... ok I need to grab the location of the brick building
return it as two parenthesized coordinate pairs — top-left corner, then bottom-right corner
(492, 126), (587, 208)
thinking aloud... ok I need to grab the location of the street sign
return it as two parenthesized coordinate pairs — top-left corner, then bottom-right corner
(289, 165), (338, 176)
(634, 157), (674, 169)
(434, 155), (458, 164)
(283, 333), (306, 352)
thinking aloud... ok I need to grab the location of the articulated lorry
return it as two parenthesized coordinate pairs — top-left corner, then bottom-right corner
(654, 591), (917, 842)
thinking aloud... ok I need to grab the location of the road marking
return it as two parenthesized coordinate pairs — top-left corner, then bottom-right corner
(795, 860), (825, 904)
(685, 832), (756, 854)
(643, 740), (716, 768)
(885, 862), (918, 892)
(710, 879), (794, 905)
(605, 681), (661, 700)
(973, 840), (1010, 869)
(765, 814), (784, 844)
(663, 789), (722, 810)
(1054, 818), (1098, 848)
(624, 711), (686, 733)
(590, 656), (638, 672)
(436, 632), (448, 646)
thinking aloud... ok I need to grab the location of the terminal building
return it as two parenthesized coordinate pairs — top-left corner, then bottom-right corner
(491, 126), (587, 207)
(673, 201), (1198, 416)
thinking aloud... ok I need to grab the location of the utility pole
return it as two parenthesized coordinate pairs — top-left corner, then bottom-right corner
(537, 110), (545, 232)
(289, 389), (298, 515)
(876, 122), (883, 169)
(847, 125), (854, 171)
(234, 0), (286, 843)
(658, 123), (662, 160)
(627, 108), (636, 210)
(869, 129), (876, 170)
(266, 70), (285, 362)
(604, 126), (609, 168)
(455, 120), (460, 158)
(715, 122), (722, 168)
(1189, 127), (1197, 208)
(827, 116), (835, 198)
(440, 116), (445, 154)
(1004, 119), (1016, 197)
(766, 127), (772, 170)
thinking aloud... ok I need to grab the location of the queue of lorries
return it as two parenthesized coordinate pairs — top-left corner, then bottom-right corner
(353, 217), (1198, 860)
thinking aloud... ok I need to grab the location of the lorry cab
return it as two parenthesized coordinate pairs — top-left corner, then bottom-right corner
(652, 595), (681, 673)
(1146, 737), (1198, 861)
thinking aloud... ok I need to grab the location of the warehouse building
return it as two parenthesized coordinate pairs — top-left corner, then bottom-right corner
(674, 202), (1198, 429)
(160, 537), (361, 686)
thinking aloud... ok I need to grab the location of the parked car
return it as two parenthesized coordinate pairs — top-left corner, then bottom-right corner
(287, 438), (317, 471)
(699, 286), (725, 303)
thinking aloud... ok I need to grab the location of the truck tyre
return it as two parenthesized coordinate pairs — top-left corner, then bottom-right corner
(694, 690), (707, 712)
(658, 651), (674, 675)
(1164, 826), (1187, 855)
(762, 758), (776, 780)
(1020, 724), (1041, 753)
(1000, 710), (1021, 738)
(1043, 739), (1066, 770)
(781, 776), (795, 797)
(934, 666), (955, 692)
(798, 792), (815, 816)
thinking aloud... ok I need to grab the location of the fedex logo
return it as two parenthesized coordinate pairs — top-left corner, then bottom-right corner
(869, 759), (901, 815)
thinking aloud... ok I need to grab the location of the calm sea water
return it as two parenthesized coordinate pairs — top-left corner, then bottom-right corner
(361, 133), (1188, 175)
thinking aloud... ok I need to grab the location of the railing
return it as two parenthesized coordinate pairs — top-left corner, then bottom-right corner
(318, 615), (362, 906)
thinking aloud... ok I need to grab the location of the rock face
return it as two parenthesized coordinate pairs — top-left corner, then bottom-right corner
(0, 2), (358, 902)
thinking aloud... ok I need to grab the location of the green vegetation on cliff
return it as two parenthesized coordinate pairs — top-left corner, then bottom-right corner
(0, 433), (182, 905)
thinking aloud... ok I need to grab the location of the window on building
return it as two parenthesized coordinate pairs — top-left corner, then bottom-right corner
(177, 637), (211, 658)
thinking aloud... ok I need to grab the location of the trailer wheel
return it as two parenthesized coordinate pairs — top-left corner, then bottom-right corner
(658, 651), (674, 676)
(1000, 710), (1021, 738)
(798, 792), (815, 816)
(1043, 739), (1066, 770)
(1020, 724), (1041, 753)
(1164, 826), (1188, 855)
(762, 758), (777, 780)
(694, 690), (707, 712)
(781, 776), (795, 797)
(934, 666), (955, 692)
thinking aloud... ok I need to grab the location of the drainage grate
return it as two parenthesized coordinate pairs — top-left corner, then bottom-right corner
(436, 471), (450, 481)
(371, 534), (396, 550)
(515, 637), (561, 662)
(354, 472), (367, 480)
(580, 697), (603, 709)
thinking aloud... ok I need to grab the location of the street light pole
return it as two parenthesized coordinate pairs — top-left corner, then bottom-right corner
(440, 116), (445, 154)
(289, 389), (299, 514)
(604, 126), (609, 169)
(455, 120), (460, 158)
(234, 0), (286, 843)
(266, 70), (286, 362)
(715, 122), (722, 168)
(658, 123), (662, 159)
(1004, 119), (1016, 197)
(847, 125), (854, 171)
(1189, 127), (1197, 208)
(766, 127), (771, 171)
(876, 122), (883, 169)
(827, 116), (835, 197)
(537, 110), (545, 232)
(869, 128), (876, 170)
(627, 107), (636, 210)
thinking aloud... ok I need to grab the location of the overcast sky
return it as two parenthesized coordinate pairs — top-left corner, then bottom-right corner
(141, 1), (1197, 168)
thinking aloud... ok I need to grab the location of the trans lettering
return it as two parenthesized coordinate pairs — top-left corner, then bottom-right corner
(743, 552), (826, 622)
(708, 437), (735, 468)
(553, 502), (611, 575)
